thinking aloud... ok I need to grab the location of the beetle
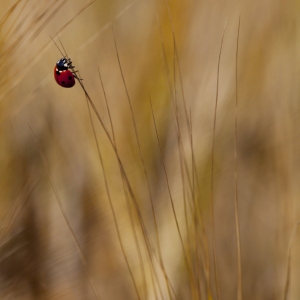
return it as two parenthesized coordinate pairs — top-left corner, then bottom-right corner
(54, 58), (76, 88)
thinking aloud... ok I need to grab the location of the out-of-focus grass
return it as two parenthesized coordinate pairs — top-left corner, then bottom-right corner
(1, 0), (300, 299)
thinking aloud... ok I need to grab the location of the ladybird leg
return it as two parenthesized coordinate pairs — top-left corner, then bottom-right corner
(72, 71), (83, 81)
(67, 58), (73, 68)
(74, 75), (83, 81)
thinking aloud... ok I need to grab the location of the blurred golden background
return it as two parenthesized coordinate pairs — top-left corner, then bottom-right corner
(0, 0), (299, 299)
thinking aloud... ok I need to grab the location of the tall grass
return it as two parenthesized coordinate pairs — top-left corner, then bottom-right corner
(0, 0), (299, 299)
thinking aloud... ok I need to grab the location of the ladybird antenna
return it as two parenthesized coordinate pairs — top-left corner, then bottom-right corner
(51, 35), (83, 82)
(50, 35), (65, 58)
(57, 34), (69, 60)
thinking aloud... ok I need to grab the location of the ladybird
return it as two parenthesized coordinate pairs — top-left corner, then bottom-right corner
(54, 58), (75, 88)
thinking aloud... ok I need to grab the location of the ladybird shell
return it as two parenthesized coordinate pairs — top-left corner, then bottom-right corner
(54, 67), (75, 88)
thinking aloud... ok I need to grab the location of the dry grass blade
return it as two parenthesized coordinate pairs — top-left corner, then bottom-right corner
(56, 0), (97, 35)
(163, 0), (191, 131)
(0, 242), (28, 264)
(97, 67), (165, 299)
(155, 12), (199, 299)
(234, 15), (243, 300)
(160, 3), (212, 296)
(0, 1), (66, 88)
(76, 61), (173, 299)
(149, 94), (190, 300)
(26, 118), (102, 300)
(283, 221), (300, 300)
(211, 19), (227, 300)
(156, 12), (196, 216)
(0, 0), (23, 28)
(111, 25), (174, 299)
(189, 110), (211, 297)
(98, 68), (116, 143)
(0, 171), (38, 241)
(0, 0), (28, 43)
(84, 92), (142, 300)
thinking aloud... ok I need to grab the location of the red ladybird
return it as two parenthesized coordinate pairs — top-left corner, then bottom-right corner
(54, 58), (75, 88)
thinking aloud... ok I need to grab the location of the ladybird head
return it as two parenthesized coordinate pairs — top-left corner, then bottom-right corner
(56, 58), (68, 71)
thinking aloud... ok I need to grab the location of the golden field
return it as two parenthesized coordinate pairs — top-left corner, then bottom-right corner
(0, 0), (299, 299)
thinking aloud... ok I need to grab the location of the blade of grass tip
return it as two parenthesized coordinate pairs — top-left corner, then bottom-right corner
(234, 15), (243, 300)
(163, 0), (191, 132)
(156, 12), (197, 254)
(155, 13), (172, 94)
(157, 19), (201, 289)
(156, 11), (193, 224)
(283, 221), (300, 300)
(25, 117), (102, 300)
(171, 25), (202, 299)
(156, 13), (195, 214)
(160, 7), (194, 218)
(211, 19), (227, 300)
(84, 93), (142, 300)
(111, 25), (173, 299)
(156, 15), (198, 297)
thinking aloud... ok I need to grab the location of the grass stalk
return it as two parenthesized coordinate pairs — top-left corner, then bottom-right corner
(234, 15), (243, 300)
(26, 117), (102, 300)
(210, 20), (227, 300)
